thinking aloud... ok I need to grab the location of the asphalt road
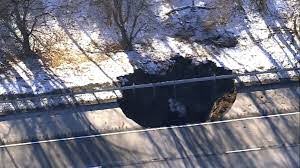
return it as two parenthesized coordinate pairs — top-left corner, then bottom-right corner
(0, 82), (298, 145)
(0, 112), (299, 168)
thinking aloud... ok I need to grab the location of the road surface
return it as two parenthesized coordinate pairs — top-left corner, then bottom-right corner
(0, 82), (298, 145)
(0, 112), (299, 167)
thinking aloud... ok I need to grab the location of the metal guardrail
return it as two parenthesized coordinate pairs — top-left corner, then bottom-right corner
(1, 67), (300, 103)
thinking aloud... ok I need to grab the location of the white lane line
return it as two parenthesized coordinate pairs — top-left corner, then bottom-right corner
(225, 147), (262, 154)
(0, 112), (299, 148)
(92, 144), (300, 167)
(225, 144), (300, 154)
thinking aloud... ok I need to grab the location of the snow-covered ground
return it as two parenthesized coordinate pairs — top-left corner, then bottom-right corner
(0, 0), (299, 96)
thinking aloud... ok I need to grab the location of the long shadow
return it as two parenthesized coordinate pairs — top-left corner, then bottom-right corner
(0, 52), (81, 113)
(237, 80), (300, 93)
(263, 1), (299, 59)
(0, 54), (34, 95)
(20, 54), (79, 110)
(55, 18), (118, 86)
(0, 66), (298, 167)
(0, 52), (114, 166)
(234, 73), (299, 159)
(2, 109), (298, 167)
(247, 91), (300, 165)
(240, 1), (298, 73)
(77, 24), (132, 74)
(1, 1), (299, 167)
(0, 110), (125, 167)
(0, 102), (118, 122)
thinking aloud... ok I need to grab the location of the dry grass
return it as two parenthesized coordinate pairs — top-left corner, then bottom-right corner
(39, 50), (110, 68)
(32, 30), (113, 68)
(202, 0), (237, 30)
(203, 0), (269, 31)
(101, 42), (125, 53)
(36, 39), (123, 68)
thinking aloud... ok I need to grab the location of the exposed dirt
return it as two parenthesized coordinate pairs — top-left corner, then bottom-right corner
(117, 56), (237, 128)
(195, 35), (238, 48)
(209, 90), (237, 121)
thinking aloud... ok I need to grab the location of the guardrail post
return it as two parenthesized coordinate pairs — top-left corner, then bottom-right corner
(132, 83), (136, 97)
(152, 83), (156, 98)
(212, 74), (217, 101)
(173, 80), (177, 99)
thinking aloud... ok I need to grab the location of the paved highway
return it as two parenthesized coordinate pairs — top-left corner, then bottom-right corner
(0, 82), (298, 145)
(0, 112), (299, 167)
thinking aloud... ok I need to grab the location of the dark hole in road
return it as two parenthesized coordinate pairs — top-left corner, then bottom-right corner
(117, 56), (236, 128)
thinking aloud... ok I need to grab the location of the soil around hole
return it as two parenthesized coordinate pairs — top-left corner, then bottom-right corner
(117, 56), (236, 128)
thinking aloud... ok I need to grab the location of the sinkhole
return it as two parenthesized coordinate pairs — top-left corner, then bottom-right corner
(117, 56), (236, 128)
